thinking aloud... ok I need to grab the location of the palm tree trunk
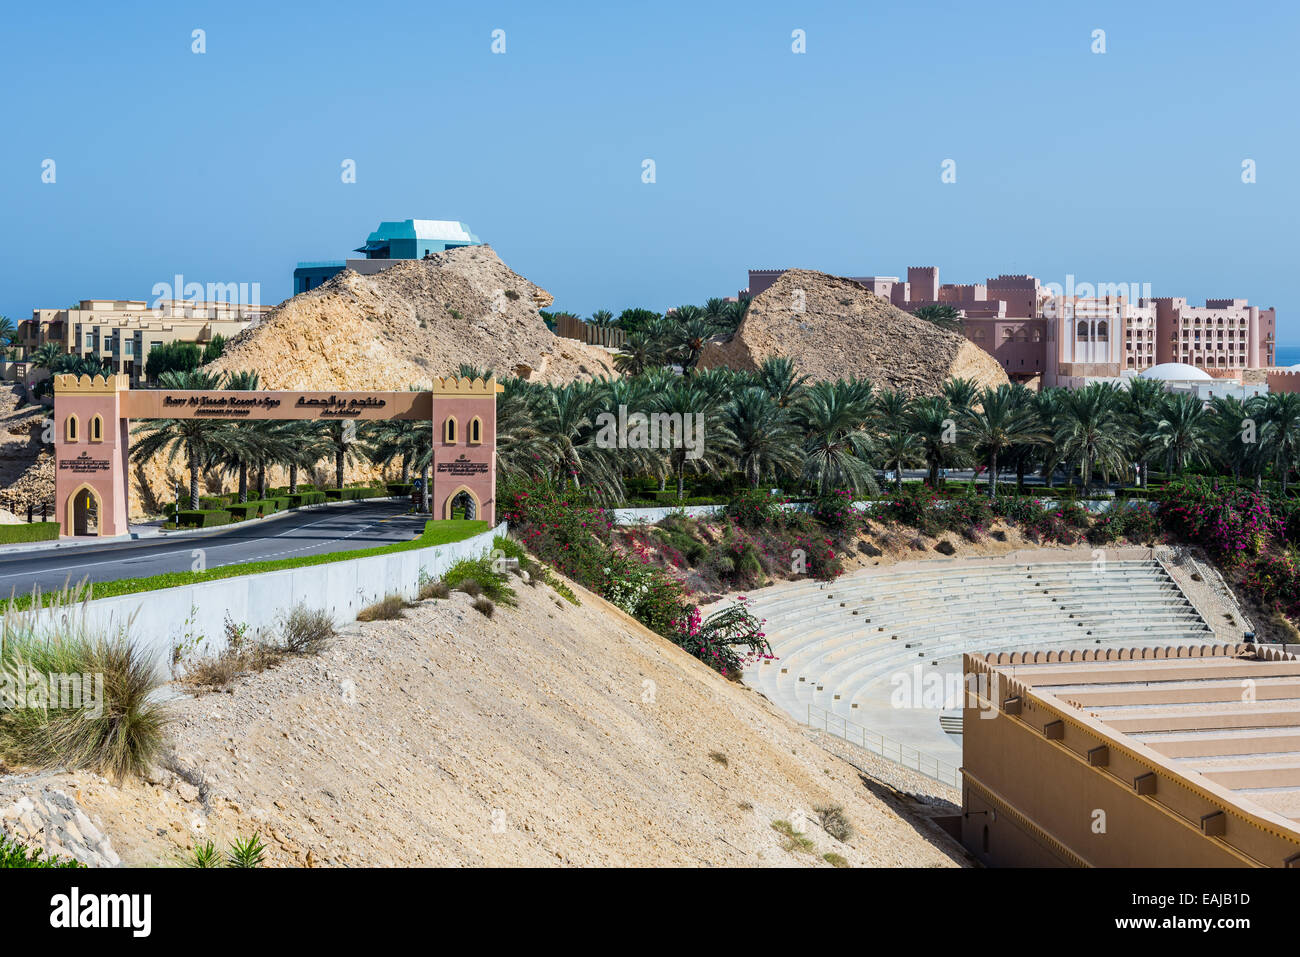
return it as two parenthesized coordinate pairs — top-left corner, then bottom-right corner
(257, 465), (267, 499)
(238, 464), (248, 503)
(421, 464), (431, 513)
(988, 451), (998, 500)
(335, 447), (345, 490)
(188, 443), (201, 511)
(289, 463), (299, 495)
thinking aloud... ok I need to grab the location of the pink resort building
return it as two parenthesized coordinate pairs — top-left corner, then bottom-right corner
(740, 266), (1283, 391)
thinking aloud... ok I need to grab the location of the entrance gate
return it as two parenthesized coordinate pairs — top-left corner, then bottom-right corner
(52, 373), (500, 537)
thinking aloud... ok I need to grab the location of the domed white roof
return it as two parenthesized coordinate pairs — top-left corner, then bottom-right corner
(1140, 362), (1213, 381)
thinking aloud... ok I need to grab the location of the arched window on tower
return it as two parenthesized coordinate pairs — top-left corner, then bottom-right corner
(443, 416), (458, 444)
(65, 414), (80, 443)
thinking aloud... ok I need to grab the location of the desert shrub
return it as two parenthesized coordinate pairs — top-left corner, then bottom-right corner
(356, 594), (410, 621)
(822, 852), (850, 868)
(812, 490), (867, 536)
(471, 596), (496, 618)
(278, 605), (335, 655)
(189, 833), (266, 868)
(771, 819), (814, 854)
(0, 834), (84, 868)
(934, 539), (956, 555)
(815, 804), (854, 842)
(418, 579), (451, 600)
(0, 596), (168, 781)
(444, 556), (518, 607)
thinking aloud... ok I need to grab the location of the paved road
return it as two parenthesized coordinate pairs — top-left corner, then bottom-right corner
(0, 500), (427, 595)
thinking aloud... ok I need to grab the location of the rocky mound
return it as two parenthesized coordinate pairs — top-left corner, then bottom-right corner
(700, 269), (1009, 396)
(0, 573), (965, 867)
(212, 245), (616, 387)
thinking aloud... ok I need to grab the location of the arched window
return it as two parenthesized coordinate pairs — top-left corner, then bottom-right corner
(89, 414), (104, 442)
(1076, 320), (1088, 340)
(65, 414), (80, 443)
(1096, 321), (1108, 338)
(468, 416), (483, 445)
(443, 416), (458, 444)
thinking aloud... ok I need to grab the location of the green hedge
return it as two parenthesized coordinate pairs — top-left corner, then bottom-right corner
(198, 495), (231, 509)
(0, 519), (491, 612)
(175, 509), (234, 528)
(325, 487), (383, 501)
(0, 522), (60, 544)
(386, 483), (414, 496)
(288, 491), (328, 507)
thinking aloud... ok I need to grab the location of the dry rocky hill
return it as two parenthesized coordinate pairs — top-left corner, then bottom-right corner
(700, 269), (1009, 396)
(212, 244), (615, 387)
(0, 572), (966, 868)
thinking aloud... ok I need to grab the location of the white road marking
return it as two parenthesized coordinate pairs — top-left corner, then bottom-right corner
(0, 508), (417, 582)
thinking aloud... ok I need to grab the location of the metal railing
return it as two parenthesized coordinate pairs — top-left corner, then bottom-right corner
(0, 497), (53, 523)
(807, 703), (960, 788)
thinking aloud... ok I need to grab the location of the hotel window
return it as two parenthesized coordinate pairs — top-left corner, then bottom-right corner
(443, 416), (458, 444)
(90, 414), (103, 442)
(65, 414), (79, 442)
(468, 416), (483, 445)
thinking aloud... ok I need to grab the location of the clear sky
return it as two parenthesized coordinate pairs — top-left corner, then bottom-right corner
(3, 0), (1297, 343)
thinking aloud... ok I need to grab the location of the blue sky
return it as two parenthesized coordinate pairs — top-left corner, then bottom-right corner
(3, 0), (1297, 343)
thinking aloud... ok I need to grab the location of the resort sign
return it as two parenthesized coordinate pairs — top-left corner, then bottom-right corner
(125, 390), (430, 421)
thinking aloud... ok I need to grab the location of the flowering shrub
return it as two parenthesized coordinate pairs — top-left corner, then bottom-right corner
(879, 486), (942, 535)
(1241, 551), (1300, 619)
(1087, 503), (1161, 545)
(671, 599), (773, 678)
(725, 488), (788, 530)
(1158, 479), (1281, 561)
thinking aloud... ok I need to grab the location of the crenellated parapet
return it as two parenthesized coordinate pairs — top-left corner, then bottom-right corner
(53, 373), (131, 395)
(431, 376), (504, 395)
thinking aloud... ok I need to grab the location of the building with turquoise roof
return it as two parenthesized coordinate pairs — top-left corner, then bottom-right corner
(293, 219), (482, 294)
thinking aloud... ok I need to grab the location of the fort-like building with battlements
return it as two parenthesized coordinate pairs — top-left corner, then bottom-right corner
(741, 266), (1295, 396)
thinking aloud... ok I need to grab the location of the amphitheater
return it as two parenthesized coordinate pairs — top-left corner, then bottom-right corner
(741, 549), (1219, 784)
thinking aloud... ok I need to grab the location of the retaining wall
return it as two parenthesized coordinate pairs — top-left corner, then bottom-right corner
(16, 522), (505, 675)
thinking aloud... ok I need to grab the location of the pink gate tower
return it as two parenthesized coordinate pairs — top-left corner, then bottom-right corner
(52, 373), (501, 538)
(53, 373), (133, 537)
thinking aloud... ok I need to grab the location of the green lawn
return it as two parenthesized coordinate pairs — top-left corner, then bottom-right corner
(0, 518), (490, 612)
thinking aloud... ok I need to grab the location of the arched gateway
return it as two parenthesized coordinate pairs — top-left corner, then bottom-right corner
(52, 373), (500, 538)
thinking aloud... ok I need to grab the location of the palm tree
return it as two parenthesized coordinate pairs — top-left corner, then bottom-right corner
(30, 342), (63, 370)
(879, 428), (923, 492)
(1032, 388), (1067, 488)
(1123, 377), (1169, 487)
(726, 387), (802, 487)
(613, 328), (668, 377)
(651, 380), (736, 496)
(1207, 394), (1266, 485)
(1054, 383), (1131, 492)
(942, 377), (980, 416)
(794, 381), (878, 496)
(278, 421), (332, 495)
(223, 370), (263, 502)
(130, 369), (246, 510)
(757, 356), (808, 409)
(664, 310), (719, 376)
(1146, 392), (1211, 477)
(0, 316), (16, 349)
(962, 385), (1048, 498)
(1262, 393), (1300, 494)
(908, 395), (964, 487)
(315, 420), (369, 491)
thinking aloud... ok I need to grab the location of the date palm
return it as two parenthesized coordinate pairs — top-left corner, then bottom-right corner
(1146, 392), (1211, 477)
(726, 387), (802, 487)
(1262, 393), (1300, 494)
(1054, 383), (1130, 492)
(962, 385), (1049, 498)
(907, 395), (965, 487)
(130, 369), (246, 510)
(794, 381), (878, 496)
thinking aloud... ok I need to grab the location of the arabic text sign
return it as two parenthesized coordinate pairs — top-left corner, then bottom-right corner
(123, 391), (433, 421)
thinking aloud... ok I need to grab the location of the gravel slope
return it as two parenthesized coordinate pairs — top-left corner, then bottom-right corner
(0, 572), (965, 868)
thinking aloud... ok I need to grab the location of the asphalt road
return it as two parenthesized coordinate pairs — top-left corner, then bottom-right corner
(0, 499), (428, 596)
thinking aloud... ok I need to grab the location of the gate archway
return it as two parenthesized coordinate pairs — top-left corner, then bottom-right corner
(53, 374), (500, 538)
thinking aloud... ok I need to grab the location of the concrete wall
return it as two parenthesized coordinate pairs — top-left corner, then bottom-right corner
(16, 522), (505, 676)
